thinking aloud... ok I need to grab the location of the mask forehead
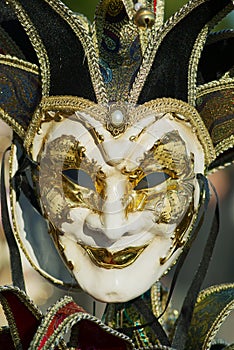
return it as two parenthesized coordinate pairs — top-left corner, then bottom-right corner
(36, 105), (205, 170)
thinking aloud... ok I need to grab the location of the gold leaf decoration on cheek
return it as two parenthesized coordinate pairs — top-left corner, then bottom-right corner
(62, 174), (104, 214)
(152, 185), (193, 225)
(38, 136), (82, 228)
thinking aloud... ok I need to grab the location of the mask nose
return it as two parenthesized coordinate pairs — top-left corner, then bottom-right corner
(101, 176), (128, 240)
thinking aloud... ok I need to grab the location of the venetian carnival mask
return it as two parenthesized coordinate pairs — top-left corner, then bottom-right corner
(0, 0), (233, 303)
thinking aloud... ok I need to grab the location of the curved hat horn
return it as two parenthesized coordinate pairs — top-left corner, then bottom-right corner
(135, 0), (232, 104)
(6, 0), (102, 102)
(196, 30), (234, 170)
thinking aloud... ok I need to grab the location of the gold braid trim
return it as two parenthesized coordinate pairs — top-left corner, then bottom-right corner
(215, 134), (234, 158)
(24, 96), (215, 166)
(0, 294), (21, 348)
(188, 1), (233, 107)
(197, 79), (234, 97)
(24, 96), (97, 154)
(188, 26), (209, 106)
(0, 108), (25, 139)
(136, 98), (216, 165)
(8, 0), (50, 96)
(0, 54), (39, 75)
(197, 284), (234, 350)
(30, 295), (134, 349)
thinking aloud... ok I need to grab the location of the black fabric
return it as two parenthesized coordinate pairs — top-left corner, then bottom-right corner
(0, 2), (16, 22)
(1, 20), (39, 64)
(12, 151), (42, 214)
(0, 327), (15, 350)
(11, 0), (96, 100)
(211, 345), (228, 350)
(198, 31), (234, 84)
(138, 0), (231, 104)
(1, 148), (25, 291)
(208, 148), (234, 171)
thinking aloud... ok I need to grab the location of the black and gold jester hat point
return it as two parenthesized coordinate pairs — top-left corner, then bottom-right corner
(0, 0), (233, 170)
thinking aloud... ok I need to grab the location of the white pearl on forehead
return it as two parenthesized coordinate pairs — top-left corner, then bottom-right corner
(134, 2), (143, 11)
(110, 109), (124, 126)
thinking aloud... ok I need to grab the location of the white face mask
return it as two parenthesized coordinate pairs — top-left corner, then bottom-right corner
(30, 101), (205, 302)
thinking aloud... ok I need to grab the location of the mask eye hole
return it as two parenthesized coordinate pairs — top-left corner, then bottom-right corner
(62, 169), (95, 191)
(134, 172), (170, 190)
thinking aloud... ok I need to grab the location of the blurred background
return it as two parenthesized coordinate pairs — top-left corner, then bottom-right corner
(0, 0), (233, 346)
(64, 0), (234, 28)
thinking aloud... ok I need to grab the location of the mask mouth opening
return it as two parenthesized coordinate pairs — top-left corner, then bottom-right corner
(79, 244), (147, 269)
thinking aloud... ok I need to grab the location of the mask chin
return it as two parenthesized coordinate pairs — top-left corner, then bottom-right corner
(58, 211), (197, 303)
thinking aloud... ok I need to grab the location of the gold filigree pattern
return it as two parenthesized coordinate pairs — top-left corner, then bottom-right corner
(160, 198), (194, 265)
(104, 282), (178, 347)
(107, 0), (125, 17)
